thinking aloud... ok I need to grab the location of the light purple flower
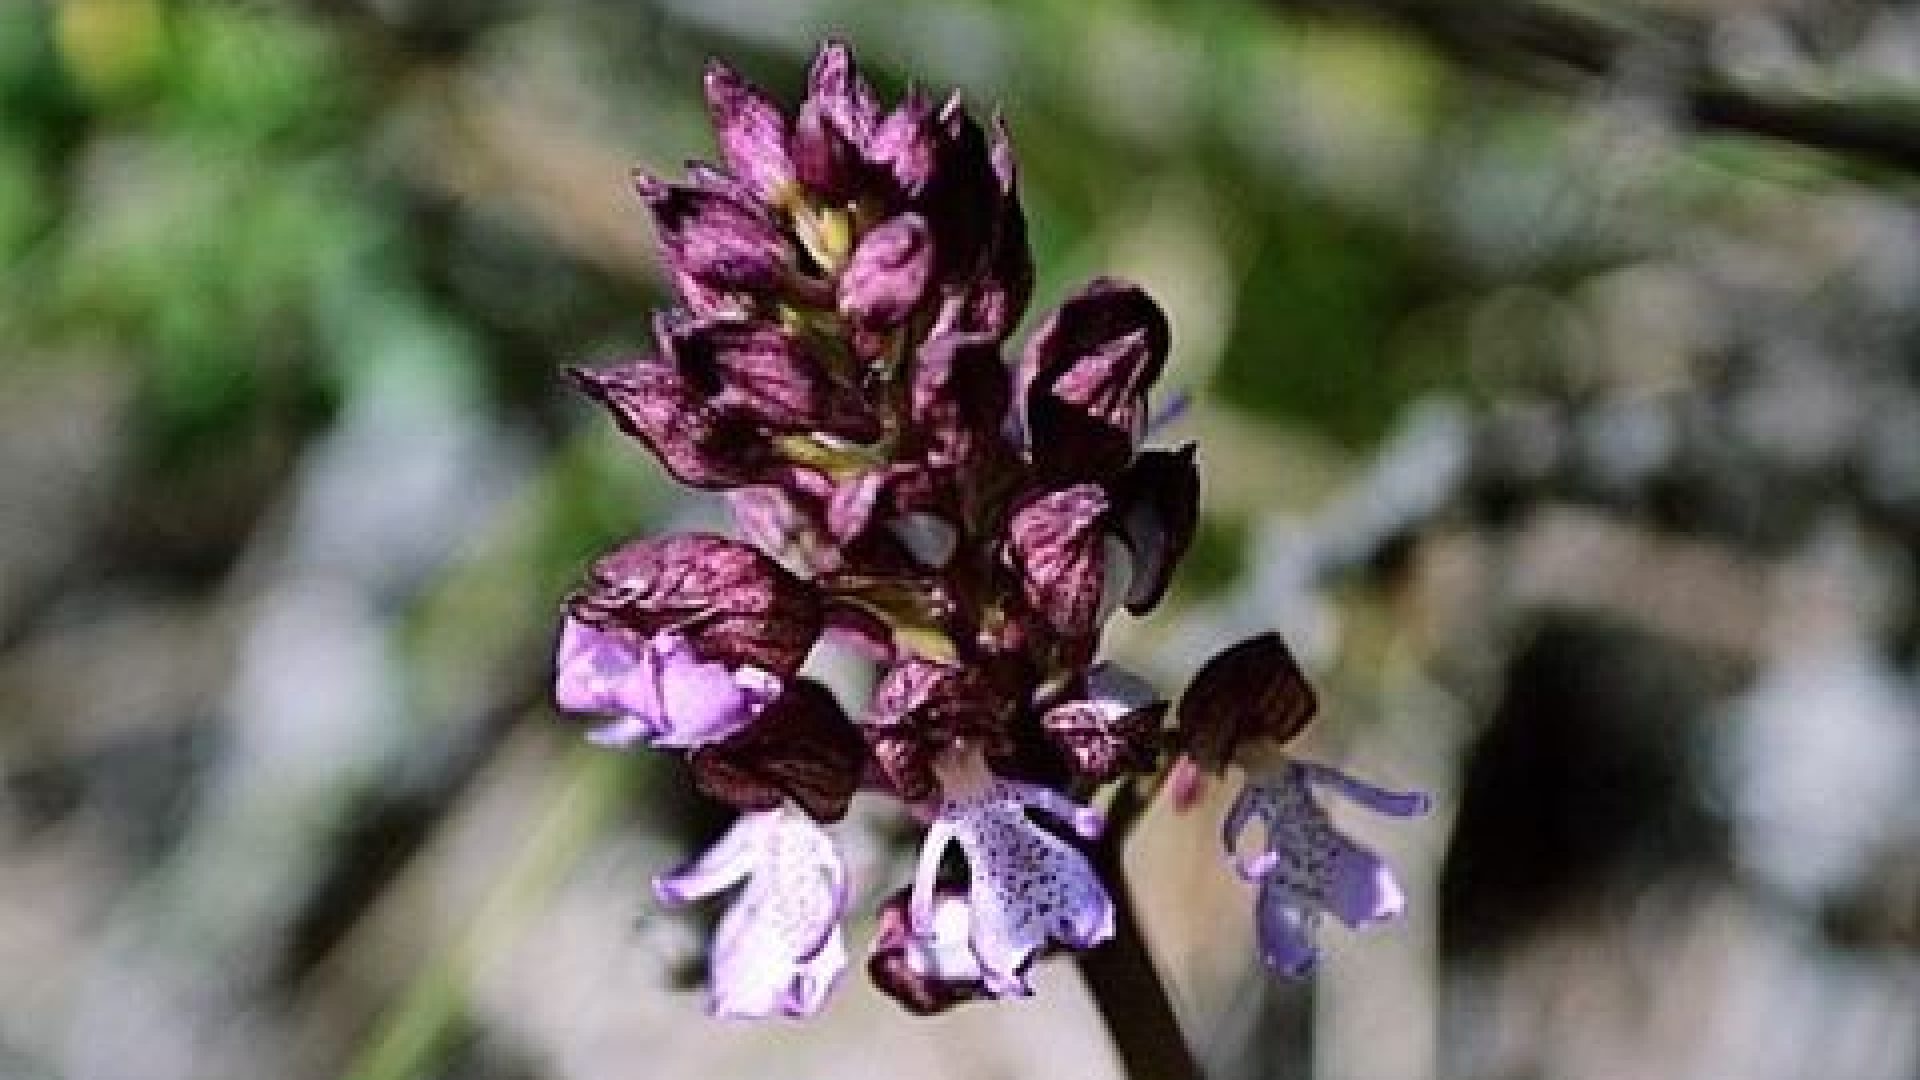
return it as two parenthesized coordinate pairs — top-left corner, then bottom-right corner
(655, 806), (850, 1018)
(554, 616), (780, 749)
(909, 747), (1114, 997)
(1224, 760), (1429, 977)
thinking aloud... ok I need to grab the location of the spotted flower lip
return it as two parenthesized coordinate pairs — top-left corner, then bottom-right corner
(655, 807), (850, 1018)
(1225, 760), (1429, 978)
(909, 747), (1114, 997)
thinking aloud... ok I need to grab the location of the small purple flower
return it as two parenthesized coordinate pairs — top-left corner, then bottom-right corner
(554, 617), (780, 749)
(1224, 760), (1429, 977)
(909, 746), (1114, 997)
(656, 806), (851, 1018)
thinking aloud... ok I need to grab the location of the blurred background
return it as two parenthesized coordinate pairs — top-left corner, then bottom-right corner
(3, 0), (1919, 1078)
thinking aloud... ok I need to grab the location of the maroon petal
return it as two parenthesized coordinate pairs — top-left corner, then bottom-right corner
(839, 213), (935, 330)
(859, 657), (1006, 802)
(690, 678), (865, 822)
(916, 94), (1001, 283)
(1003, 484), (1114, 641)
(806, 41), (882, 152)
(569, 532), (823, 677)
(635, 173), (791, 294)
(667, 317), (879, 441)
(703, 60), (795, 205)
(1108, 443), (1200, 615)
(1040, 667), (1168, 783)
(909, 331), (1012, 471)
(1176, 633), (1318, 770)
(793, 96), (866, 204)
(566, 361), (778, 490)
(872, 90), (938, 196)
(1018, 278), (1172, 479)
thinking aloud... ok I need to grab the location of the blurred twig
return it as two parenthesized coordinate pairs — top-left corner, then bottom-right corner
(1274, 0), (1920, 175)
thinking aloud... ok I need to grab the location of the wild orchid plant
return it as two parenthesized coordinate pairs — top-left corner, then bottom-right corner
(552, 39), (1425, 1056)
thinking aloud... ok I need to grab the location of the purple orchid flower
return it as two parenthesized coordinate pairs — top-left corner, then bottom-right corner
(554, 616), (780, 749)
(909, 746), (1115, 997)
(655, 806), (851, 1019)
(1224, 760), (1429, 977)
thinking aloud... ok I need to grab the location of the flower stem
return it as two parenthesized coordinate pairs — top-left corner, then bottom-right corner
(1078, 782), (1204, 1080)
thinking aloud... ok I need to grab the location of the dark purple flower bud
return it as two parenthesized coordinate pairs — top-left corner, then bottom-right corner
(566, 361), (782, 490)
(859, 657), (1007, 802)
(872, 90), (938, 196)
(703, 60), (795, 205)
(1176, 633), (1317, 771)
(1040, 665), (1167, 783)
(909, 331), (1012, 471)
(806, 41), (881, 153)
(569, 532), (822, 677)
(931, 112), (1033, 341)
(868, 886), (995, 1015)
(792, 97), (865, 204)
(666, 317), (880, 441)
(690, 678), (865, 822)
(1018, 278), (1172, 479)
(635, 173), (791, 294)
(917, 94), (1001, 282)
(1108, 443), (1200, 615)
(839, 213), (934, 329)
(1003, 484), (1122, 642)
